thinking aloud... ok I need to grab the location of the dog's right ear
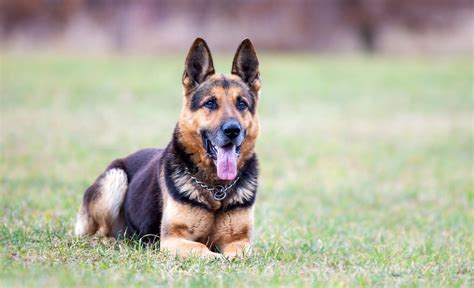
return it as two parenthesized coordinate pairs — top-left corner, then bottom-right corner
(182, 38), (215, 91)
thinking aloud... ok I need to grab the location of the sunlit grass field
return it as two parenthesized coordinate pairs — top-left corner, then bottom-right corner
(1, 53), (472, 287)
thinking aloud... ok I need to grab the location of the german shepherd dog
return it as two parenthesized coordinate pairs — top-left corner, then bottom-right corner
(74, 38), (261, 258)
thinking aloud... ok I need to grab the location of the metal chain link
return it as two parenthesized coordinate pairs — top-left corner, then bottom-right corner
(184, 167), (240, 201)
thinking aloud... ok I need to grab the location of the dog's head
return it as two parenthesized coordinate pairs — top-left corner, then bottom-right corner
(177, 38), (260, 181)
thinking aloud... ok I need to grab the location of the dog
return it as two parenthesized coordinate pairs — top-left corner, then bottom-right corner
(74, 38), (261, 258)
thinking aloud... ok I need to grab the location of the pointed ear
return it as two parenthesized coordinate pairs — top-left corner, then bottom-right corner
(182, 38), (215, 90)
(231, 38), (260, 91)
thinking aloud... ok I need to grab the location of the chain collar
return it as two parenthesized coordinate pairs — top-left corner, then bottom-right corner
(183, 167), (240, 201)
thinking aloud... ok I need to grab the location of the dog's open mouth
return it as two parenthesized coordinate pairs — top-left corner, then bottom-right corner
(203, 135), (241, 181)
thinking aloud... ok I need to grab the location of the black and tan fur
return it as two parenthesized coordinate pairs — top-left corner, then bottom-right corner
(75, 38), (261, 258)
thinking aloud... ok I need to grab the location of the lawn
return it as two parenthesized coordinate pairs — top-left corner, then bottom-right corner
(0, 53), (472, 287)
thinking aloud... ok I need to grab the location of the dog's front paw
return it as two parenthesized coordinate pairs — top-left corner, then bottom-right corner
(202, 250), (223, 259)
(179, 250), (223, 260)
(223, 244), (252, 260)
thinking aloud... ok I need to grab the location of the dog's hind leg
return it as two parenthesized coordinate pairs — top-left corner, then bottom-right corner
(75, 168), (128, 238)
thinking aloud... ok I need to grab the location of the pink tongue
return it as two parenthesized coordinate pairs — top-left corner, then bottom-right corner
(216, 145), (238, 180)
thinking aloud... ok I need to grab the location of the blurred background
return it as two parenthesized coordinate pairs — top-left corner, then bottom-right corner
(0, 0), (472, 55)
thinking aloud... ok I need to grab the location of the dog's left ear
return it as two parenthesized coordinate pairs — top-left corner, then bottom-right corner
(231, 38), (260, 92)
(183, 38), (215, 91)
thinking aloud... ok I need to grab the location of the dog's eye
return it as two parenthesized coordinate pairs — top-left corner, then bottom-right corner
(237, 99), (248, 111)
(203, 99), (217, 110)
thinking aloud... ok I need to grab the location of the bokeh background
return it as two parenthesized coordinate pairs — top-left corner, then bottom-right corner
(1, 0), (473, 54)
(1, 1), (473, 287)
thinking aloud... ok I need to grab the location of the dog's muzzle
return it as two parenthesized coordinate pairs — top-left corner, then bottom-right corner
(202, 119), (245, 181)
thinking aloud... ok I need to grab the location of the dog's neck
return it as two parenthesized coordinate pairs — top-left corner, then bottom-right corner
(164, 126), (258, 210)
(164, 142), (258, 211)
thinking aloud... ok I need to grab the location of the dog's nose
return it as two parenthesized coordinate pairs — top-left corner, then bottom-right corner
(222, 120), (241, 139)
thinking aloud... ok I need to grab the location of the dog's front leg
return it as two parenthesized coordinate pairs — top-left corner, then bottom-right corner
(160, 199), (218, 258)
(212, 207), (254, 258)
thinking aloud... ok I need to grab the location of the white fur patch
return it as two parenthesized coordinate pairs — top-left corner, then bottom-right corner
(99, 168), (128, 220)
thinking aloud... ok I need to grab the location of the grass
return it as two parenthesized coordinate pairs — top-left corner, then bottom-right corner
(0, 52), (473, 287)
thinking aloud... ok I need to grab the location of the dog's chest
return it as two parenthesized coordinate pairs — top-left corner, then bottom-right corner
(189, 209), (252, 247)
